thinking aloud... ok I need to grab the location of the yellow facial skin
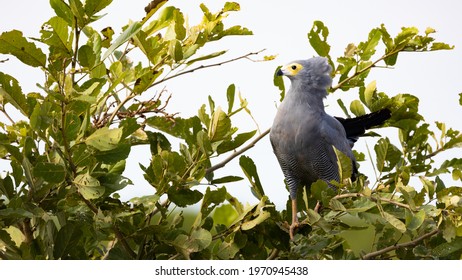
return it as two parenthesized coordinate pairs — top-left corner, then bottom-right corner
(277, 63), (304, 77)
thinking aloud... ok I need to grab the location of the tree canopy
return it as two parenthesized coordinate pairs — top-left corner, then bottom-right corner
(0, 0), (461, 260)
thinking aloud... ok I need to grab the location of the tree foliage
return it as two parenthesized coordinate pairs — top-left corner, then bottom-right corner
(0, 0), (461, 260)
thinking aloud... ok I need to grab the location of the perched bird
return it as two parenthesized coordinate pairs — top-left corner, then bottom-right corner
(270, 57), (391, 240)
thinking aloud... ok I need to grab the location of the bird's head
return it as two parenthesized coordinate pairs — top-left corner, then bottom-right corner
(277, 57), (332, 90)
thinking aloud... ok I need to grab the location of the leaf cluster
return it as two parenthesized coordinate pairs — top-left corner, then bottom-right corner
(0, 1), (461, 260)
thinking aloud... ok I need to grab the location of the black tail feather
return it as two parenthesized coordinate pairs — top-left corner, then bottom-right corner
(335, 108), (391, 140)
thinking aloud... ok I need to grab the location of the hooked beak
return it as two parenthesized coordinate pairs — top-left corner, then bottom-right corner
(276, 68), (284, 76)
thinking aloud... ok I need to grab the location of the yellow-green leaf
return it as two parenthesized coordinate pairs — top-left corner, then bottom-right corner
(85, 127), (123, 151)
(0, 30), (46, 67)
(350, 100), (366, 117)
(383, 212), (406, 233)
(73, 173), (104, 199)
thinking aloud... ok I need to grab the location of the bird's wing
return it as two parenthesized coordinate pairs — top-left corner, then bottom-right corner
(320, 114), (355, 159)
(316, 114), (357, 182)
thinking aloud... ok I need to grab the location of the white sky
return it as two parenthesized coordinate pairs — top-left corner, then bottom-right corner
(1, 0), (462, 210)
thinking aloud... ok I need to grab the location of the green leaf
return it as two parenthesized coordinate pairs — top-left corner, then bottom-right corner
(133, 68), (163, 94)
(226, 84), (236, 115)
(374, 137), (402, 173)
(240, 197), (272, 230)
(102, 21), (142, 61)
(33, 162), (66, 184)
(169, 39), (183, 62)
(361, 80), (376, 108)
(100, 26), (114, 49)
(209, 107), (232, 142)
(394, 27), (419, 49)
(210, 176), (243, 184)
(419, 176), (435, 200)
(167, 188), (203, 207)
(223, 2), (241, 12)
(41, 16), (73, 54)
(217, 130), (256, 155)
(347, 197), (377, 213)
(216, 236), (240, 260)
(84, 0), (112, 17)
(350, 100), (366, 117)
(310, 179), (329, 202)
(329, 199), (346, 211)
(0, 208), (34, 219)
(405, 209), (425, 231)
(146, 116), (201, 145)
(432, 237), (462, 258)
(383, 212), (406, 233)
(120, 117), (141, 138)
(0, 72), (28, 116)
(94, 143), (130, 164)
(336, 98), (351, 118)
(239, 155), (264, 200)
(85, 127), (123, 151)
(430, 42), (454, 51)
(73, 173), (104, 199)
(333, 146), (353, 182)
(0, 175), (15, 199)
(53, 223), (82, 259)
(241, 207), (271, 231)
(50, 0), (73, 25)
(0, 30), (46, 67)
(78, 45), (96, 67)
(358, 28), (382, 60)
(274, 66), (285, 101)
(186, 50), (227, 65)
(195, 130), (212, 156)
(308, 21), (331, 58)
(99, 173), (132, 193)
(213, 204), (239, 227)
(189, 228), (212, 251)
(69, 0), (86, 28)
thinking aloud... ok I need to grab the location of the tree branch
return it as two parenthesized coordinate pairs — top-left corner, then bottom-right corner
(113, 226), (137, 259)
(206, 128), (270, 174)
(331, 49), (401, 92)
(362, 228), (440, 259)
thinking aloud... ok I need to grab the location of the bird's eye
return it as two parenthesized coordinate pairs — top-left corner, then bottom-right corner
(291, 65), (297, 70)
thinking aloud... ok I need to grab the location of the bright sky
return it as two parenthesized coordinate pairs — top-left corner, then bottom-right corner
(1, 0), (462, 210)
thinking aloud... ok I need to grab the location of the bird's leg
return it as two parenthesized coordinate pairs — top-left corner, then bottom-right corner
(290, 199), (299, 240)
(314, 200), (322, 213)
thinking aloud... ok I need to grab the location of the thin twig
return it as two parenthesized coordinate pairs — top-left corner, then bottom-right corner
(149, 49), (266, 89)
(206, 128), (270, 174)
(113, 226), (137, 259)
(362, 228), (439, 259)
(0, 108), (15, 124)
(333, 192), (413, 210)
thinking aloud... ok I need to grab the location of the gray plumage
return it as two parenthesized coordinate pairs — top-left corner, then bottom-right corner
(270, 57), (390, 239)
